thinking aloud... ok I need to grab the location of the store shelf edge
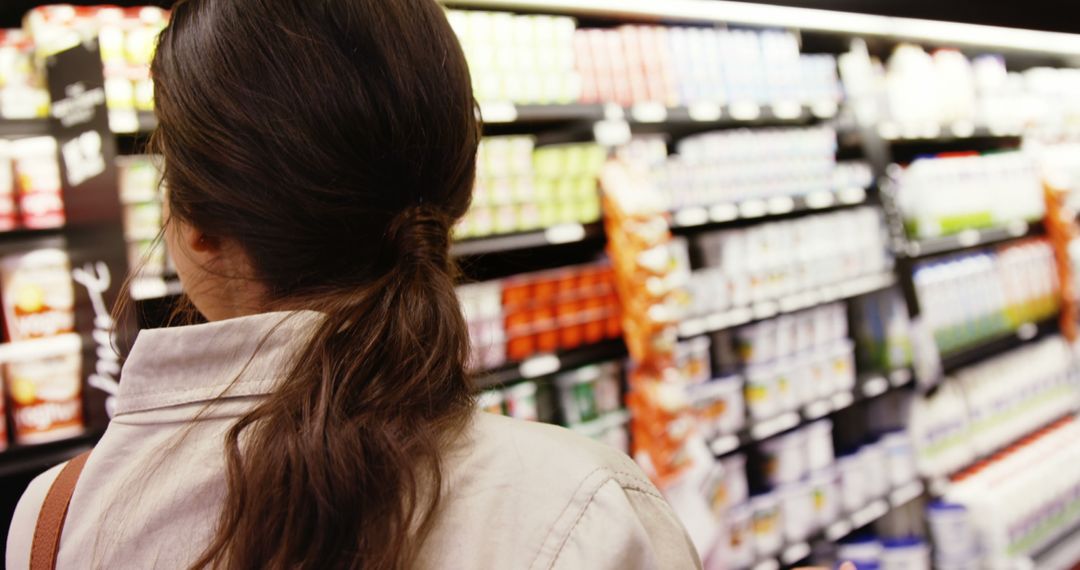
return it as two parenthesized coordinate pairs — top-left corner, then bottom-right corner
(451, 222), (603, 257)
(903, 221), (1043, 259)
(940, 317), (1059, 374)
(472, 339), (627, 391)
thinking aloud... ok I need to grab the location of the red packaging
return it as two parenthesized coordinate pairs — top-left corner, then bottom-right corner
(5, 350), (83, 445)
(1, 248), (75, 341)
(11, 137), (64, 229)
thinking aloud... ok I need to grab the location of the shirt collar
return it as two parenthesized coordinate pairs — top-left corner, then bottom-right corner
(114, 310), (324, 416)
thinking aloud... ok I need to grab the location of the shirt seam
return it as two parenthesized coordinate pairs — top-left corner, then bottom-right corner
(537, 470), (661, 570)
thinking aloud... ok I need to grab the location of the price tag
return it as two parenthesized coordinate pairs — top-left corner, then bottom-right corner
(838, 187), (867, 205)
(740, 199), (767, 219)
(603, 103), (626, 121)
(831, 391), (854, 410)
(957, 229), (981, 247)
(863, 376), (889, 398)
(593, 119), (632, 147)
(890, 369), (912, 387)
(544, 223), (586, 244)
(480, 102), (518, 123)
(1017, 322), (1038, 341)
(520, 354), (560, 379)
(806, 190), (835, 209)
(688, 101), (722, 122)
(729, 101), (761, 121)
(811, 99), (839, 119)
(752, 301), (778, 320)
(752, 560), (779, 570)
(673, 207), (709, 228)
(826, 520), (852, 541)
(710, 434), (740, 456)
(709, 203), (739, 223)
(804, 400), (831, 420)
(950, 120), (976, 138)
(781, 543), (811, 565)
(679, 318), (707, 339)
(767, 196), (795, 215)
(631, 102), (667, 123)
(1007, 220), (1029, 237)
(877, 122), (900, 140)
(772, 101), (802, 120)
(109, 109), (138, 134)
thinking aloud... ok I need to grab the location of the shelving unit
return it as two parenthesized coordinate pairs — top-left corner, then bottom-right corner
(939, 317), (1058, 375)
(901, 221), (1042, 259)
(678, 271), (896, 340)
(709, 368), (913, 457)
(473, 338), (626, 391)
(0, 431), (101, 479)
(451, 222), (603, 257)
(669, 187), (869, 231)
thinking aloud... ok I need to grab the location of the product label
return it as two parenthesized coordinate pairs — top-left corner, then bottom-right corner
(1, 250), (76, 341)
(5, 352), (84, 444)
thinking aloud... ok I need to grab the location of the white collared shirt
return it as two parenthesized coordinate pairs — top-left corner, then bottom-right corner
(7, 311), (701, 569)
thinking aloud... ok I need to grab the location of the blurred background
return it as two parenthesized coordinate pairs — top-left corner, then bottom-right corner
(3, 1), (1080, 569)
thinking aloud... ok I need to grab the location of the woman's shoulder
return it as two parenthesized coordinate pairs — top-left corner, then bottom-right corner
(461, 412), (655, 494)
(425, 412), (701, 569)
(6, 462), (67, 570)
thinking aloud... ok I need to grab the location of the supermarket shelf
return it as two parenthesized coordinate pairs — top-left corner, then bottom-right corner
(473, 339), (627, 390)
(0, 333), (82, 364)
(0, 431), (102, 479)
(939, 317), (1059, 375)
(451, 222), (603, 257)
(478, 102), (605, 124)
(130, 276), (184, 301)
(0, 227), (64, 244)
(477, 100), (837, 128)
(902, 220), (1041, 259)
(876, 120), (1024, 143)
(669, 187), (869, 230)
(678, 271), (896, 340)
(929, 414), (1077, 498)
(440, 0), (1080, 57)
(0, 117), (51, 138)
(709, 368), (913, 457)
(758, 479), (926, 569)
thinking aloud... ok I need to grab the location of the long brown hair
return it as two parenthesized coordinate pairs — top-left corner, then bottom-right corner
(149, 0), (480, 567)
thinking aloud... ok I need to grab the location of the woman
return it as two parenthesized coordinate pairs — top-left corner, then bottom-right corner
(7, 0), (701, 568)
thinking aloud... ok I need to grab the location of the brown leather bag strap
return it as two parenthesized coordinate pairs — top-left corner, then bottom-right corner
(30, 451), (92, 570)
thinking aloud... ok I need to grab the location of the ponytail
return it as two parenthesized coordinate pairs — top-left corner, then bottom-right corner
(194, 207), (473, 569)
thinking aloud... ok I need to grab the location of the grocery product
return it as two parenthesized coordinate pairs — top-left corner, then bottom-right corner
(457, 138), (605, 239)
(914, 240), (1059, 355)
(4, 349), (83, 445)
(458, 281), (505, 370)
(909, 337), (1079, 478)
(851, 289), (913, 373)
(659, 127), (841, 210)
(447, 10), (580, 105)
(10, 136), (63, 229)
(0, 248), (75, 341)
(23, 5), (169, 120)
(895, 151), (1044, 239)
(0, 29), (49, 119)
(0, 139), (15, 231)
(931, 418), (1080, 568)
(686, 207), (890, 316)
